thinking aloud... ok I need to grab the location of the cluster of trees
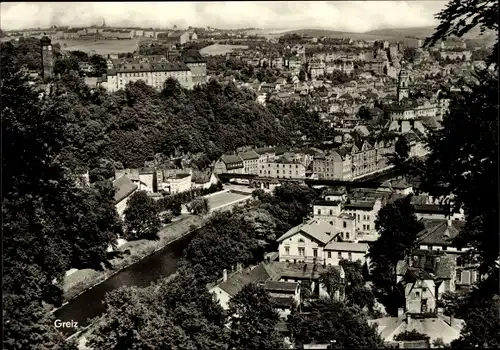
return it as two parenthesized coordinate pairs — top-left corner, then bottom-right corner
(207, 55), (284, 83)
(383, 0), (500, 347)
(2, 38), (122, 349)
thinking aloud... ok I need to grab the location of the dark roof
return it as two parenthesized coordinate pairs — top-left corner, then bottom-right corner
(113, 175), (138, 203)
(314, 200), (341, 206)
(262, 261), (340, 281)
(417, 219), (465, 246)
(40, 36), (51, 45)
(264, 281), (298, 293)
(221, 154), (243, 165)
(217, 264), (270, 297)
(238, 150), (259, 161)
(271, 296), (295, 308)
(111, 62), (190, 74)
(343, 201), (375, 210)
(414, 204), (447, 214)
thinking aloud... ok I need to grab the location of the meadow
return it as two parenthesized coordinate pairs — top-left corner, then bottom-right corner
(53, 38), (140, 55)
(200, 44), (249, 56)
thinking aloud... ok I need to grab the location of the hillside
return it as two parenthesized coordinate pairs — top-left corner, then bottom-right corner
(247, 26), (496, 45)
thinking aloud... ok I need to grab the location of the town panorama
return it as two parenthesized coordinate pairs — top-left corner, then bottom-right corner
(2, 1), (498, 349)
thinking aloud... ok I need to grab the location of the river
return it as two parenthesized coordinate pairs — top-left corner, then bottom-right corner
(54, 229), (199, 337)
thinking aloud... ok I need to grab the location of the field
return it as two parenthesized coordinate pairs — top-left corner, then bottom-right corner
(207, 191), (251, 211)
(52, 38), (140, 55)
(200, 44), (249, 56)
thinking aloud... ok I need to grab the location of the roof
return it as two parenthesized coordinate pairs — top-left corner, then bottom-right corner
(417, 219), (465, 246)
(191, 169), (213, 184)
(369, 315), (463, 344)
(324, 242), (369, 253)
(113, 175), (138, 203)
(271, 296), (295, 308)
(109, 62), (190, 74)
(262, 261), (340, 281)
(216, 264), (271, 297)
(313, 200), (341, 207)
(343, 201), (375, 210)
(221, 154), (243, 165)
(264, 281), (298, 293)
(414, 204), (446, 214)
(238, 150), (259, 161)
(277, 219), (335, 245)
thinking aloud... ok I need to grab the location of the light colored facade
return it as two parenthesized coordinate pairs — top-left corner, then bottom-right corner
(102, 62), (193, 92)
(313, 137), (396, 181)
(342, 199), (383, 241)
(261, 158), (306, 179)
(214, 154), (244, 174)
(324, 242), (369, 266)
(238, 150), (260, 175)
(277, 220), (336, 264)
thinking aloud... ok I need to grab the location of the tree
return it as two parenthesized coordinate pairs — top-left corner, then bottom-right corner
(339, 260), (376, 312)
(368, 195), (424, 314)
(319, 266), (343, 300)
(394, 329), (430, 342)
(357, 106), (373, 121)
(402, 47), (418, 63)
(123, 191), (161, 240)
(89, 270), (228, 349)
(228, 284), (284, 350)
(288, 298), (383, 348)
(187, 197), (210, 215)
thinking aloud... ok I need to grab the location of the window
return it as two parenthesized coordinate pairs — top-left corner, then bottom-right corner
(367, 225), (370, 230)
(313, 249), (318, 257)
(415, 291), (420, 298)
(357, 214), (360, 221)
(343, 221), (347, 228)
(317, 209), (321, 215)
(338, 252), (342, 259)
(346, 232), (350, 240)
(329, 221), (333, 225)
(348, 252), (352, 261)
(285, 247), (290, 255)
(328, 251), (331, 258)
(363, 224), (366, 230)
(298, 247), (305, 256)
(456, 271), (462, 283)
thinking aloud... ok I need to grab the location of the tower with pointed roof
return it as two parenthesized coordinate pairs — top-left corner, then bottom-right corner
(397, 62), (410, 102)
(40, 35), (54, 80)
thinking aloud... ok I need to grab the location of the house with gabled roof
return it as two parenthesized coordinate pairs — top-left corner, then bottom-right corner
(113, 175), (138, 217)
(214, 154), (244, 174)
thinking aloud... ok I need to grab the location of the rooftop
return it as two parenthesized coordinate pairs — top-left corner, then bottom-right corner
(277, 219), (335, 245)
(113, 175), (138, 203)
(324, 242), (369, 253)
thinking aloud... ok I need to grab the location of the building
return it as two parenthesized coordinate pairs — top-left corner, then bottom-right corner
(115, 168), (155, 192)
(238, 150), (260, 175)
(210, 260), (344, 318)
(156, 168), (192, 194)
(214, 154), (244, 174)
(113, 175), (138, 217)
(182, 49), (207, 85)
(162, 31), (190, 45)
(40, 36), (54, 80)
(397, 67), (410, 102)
(324, 242), (369, 266)
(102, 62), (193, 92)
(261, 156), (306, 179)
(277, 219), (336, 265)
(342, 199), (382, 241)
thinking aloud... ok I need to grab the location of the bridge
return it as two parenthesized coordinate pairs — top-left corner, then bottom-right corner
(217, 167), (402, 190)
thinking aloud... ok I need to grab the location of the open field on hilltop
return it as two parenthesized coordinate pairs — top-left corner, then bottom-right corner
(200, 44), (249, 56)
(52, 38), (140, 54)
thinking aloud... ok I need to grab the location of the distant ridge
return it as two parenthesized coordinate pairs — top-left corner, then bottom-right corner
(247, 26), (496, 43)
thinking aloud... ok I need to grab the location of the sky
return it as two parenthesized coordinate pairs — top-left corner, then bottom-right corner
(0, 1), (448, 32)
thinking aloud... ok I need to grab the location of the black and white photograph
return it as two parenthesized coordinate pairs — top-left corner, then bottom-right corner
(1, 1), (498, 349)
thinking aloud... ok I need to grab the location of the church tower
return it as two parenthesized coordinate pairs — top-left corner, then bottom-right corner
(40, 36), (54, 80)
(397, 63), (410, 102)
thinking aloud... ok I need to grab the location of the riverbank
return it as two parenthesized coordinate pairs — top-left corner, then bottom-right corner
(62, 214), (207, 303)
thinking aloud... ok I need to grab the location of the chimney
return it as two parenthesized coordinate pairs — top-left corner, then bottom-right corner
(222, 269), (227, 282)
(398, 308), (404, 317)
(447, 217), (452, 227)
(406, 313), (411, 324)
(450, 314), (454, 327)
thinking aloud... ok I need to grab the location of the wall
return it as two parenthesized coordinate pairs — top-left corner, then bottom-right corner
(138, 173), (154, 192)
(279, 232), (332, 264)
(261, 161), (306, 179)
(324, 249), (367, 266)
(210, 286), (231, 310)
(405, 279), (437, 314)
